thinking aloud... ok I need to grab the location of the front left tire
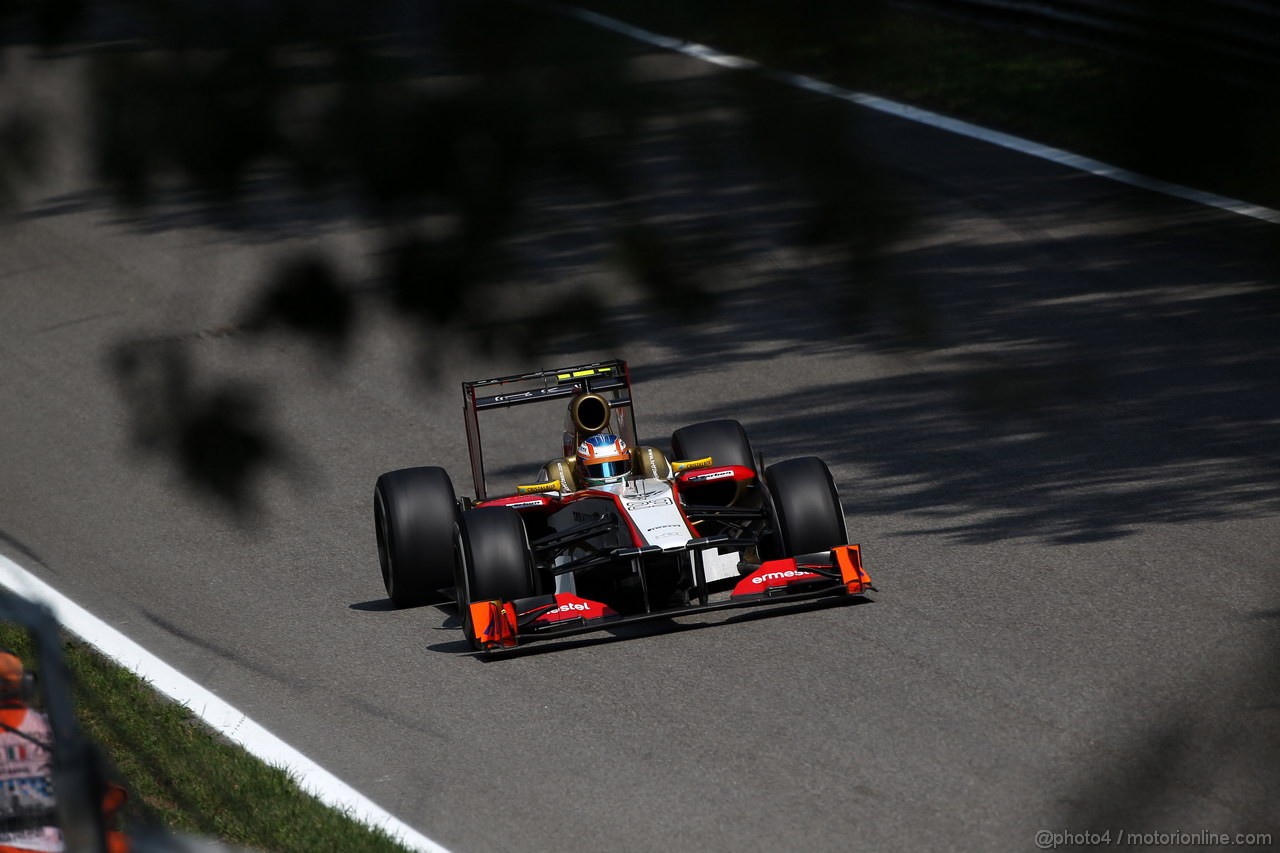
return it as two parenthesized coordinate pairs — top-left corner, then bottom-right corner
(374, 466), (459, 607)
(454, 507), (536, 649)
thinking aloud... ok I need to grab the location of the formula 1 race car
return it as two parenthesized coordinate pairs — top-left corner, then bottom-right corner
(374, 360), (873, 651)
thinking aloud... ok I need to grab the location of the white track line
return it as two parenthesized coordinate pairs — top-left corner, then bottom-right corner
(0, 554), (450, 853)
(561, 5), (1280, 226)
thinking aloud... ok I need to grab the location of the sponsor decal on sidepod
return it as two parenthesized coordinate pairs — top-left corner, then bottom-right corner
(502, 498), (549, 509)
(687, 469), (735, 482)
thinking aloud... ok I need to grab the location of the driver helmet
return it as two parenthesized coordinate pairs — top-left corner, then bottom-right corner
(577, 433), (632, 486)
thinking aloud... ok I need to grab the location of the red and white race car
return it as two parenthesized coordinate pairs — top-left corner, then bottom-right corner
(374, 360), (873, 651)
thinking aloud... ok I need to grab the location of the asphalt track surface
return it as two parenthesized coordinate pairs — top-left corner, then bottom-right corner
(3, 9), (1280, 853)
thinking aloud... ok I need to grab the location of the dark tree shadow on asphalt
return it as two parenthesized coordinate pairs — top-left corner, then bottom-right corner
(7, 0), (1277, 538)
(1, 0), (922, 518)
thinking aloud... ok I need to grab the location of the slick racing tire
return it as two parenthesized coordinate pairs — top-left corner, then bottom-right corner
(671, 419), (757, 507)
(762, 457), (848, 559)
(374, 466), (458, 607)
(454, 507), (536, 650)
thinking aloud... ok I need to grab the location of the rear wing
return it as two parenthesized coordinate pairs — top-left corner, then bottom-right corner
(462, 360), (634, 500)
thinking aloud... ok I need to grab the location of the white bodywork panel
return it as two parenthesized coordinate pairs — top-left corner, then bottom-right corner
(616, 479), (689, 551)
(593, 479), (743, 583)
(553, 555), (577, 594)
(699, 549), (741, 584)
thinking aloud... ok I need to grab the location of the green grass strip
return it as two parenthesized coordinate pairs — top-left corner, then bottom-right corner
(0, 625), (412, 853)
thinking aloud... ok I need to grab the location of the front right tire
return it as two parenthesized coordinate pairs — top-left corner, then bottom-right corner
(762, 457), (848, 559)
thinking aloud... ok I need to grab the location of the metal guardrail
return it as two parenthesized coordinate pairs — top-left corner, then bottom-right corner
(895, 0), (1280, 83)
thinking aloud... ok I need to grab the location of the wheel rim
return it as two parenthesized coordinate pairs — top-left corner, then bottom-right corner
(374, 491), (393, 594)
(453, 524), (480, 649)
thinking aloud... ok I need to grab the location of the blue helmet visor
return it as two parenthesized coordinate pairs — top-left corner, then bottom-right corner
(583, 459), (630, 480)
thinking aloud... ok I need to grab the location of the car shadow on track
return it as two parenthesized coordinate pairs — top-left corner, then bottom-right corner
(347, 598), (399, 612)
(423, 595), (875, 659)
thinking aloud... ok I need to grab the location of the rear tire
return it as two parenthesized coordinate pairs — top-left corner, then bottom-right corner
(671, 419), (756, 470)
(763, 457), (847, 559)
(454, 507), (536, 649)
(671, 419), (756, 507)
(374, 467), (459, 607)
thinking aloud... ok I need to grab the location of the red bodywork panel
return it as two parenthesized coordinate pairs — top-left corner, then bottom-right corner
(529, 593), (619, 626)
(477, 494), (555, 510)
(732, 562), (827, 596)
(730, 545), (870, 597)
(675, 464), (755, 488)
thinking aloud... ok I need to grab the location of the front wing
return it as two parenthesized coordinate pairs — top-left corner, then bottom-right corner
(467, 544), (873, 651)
